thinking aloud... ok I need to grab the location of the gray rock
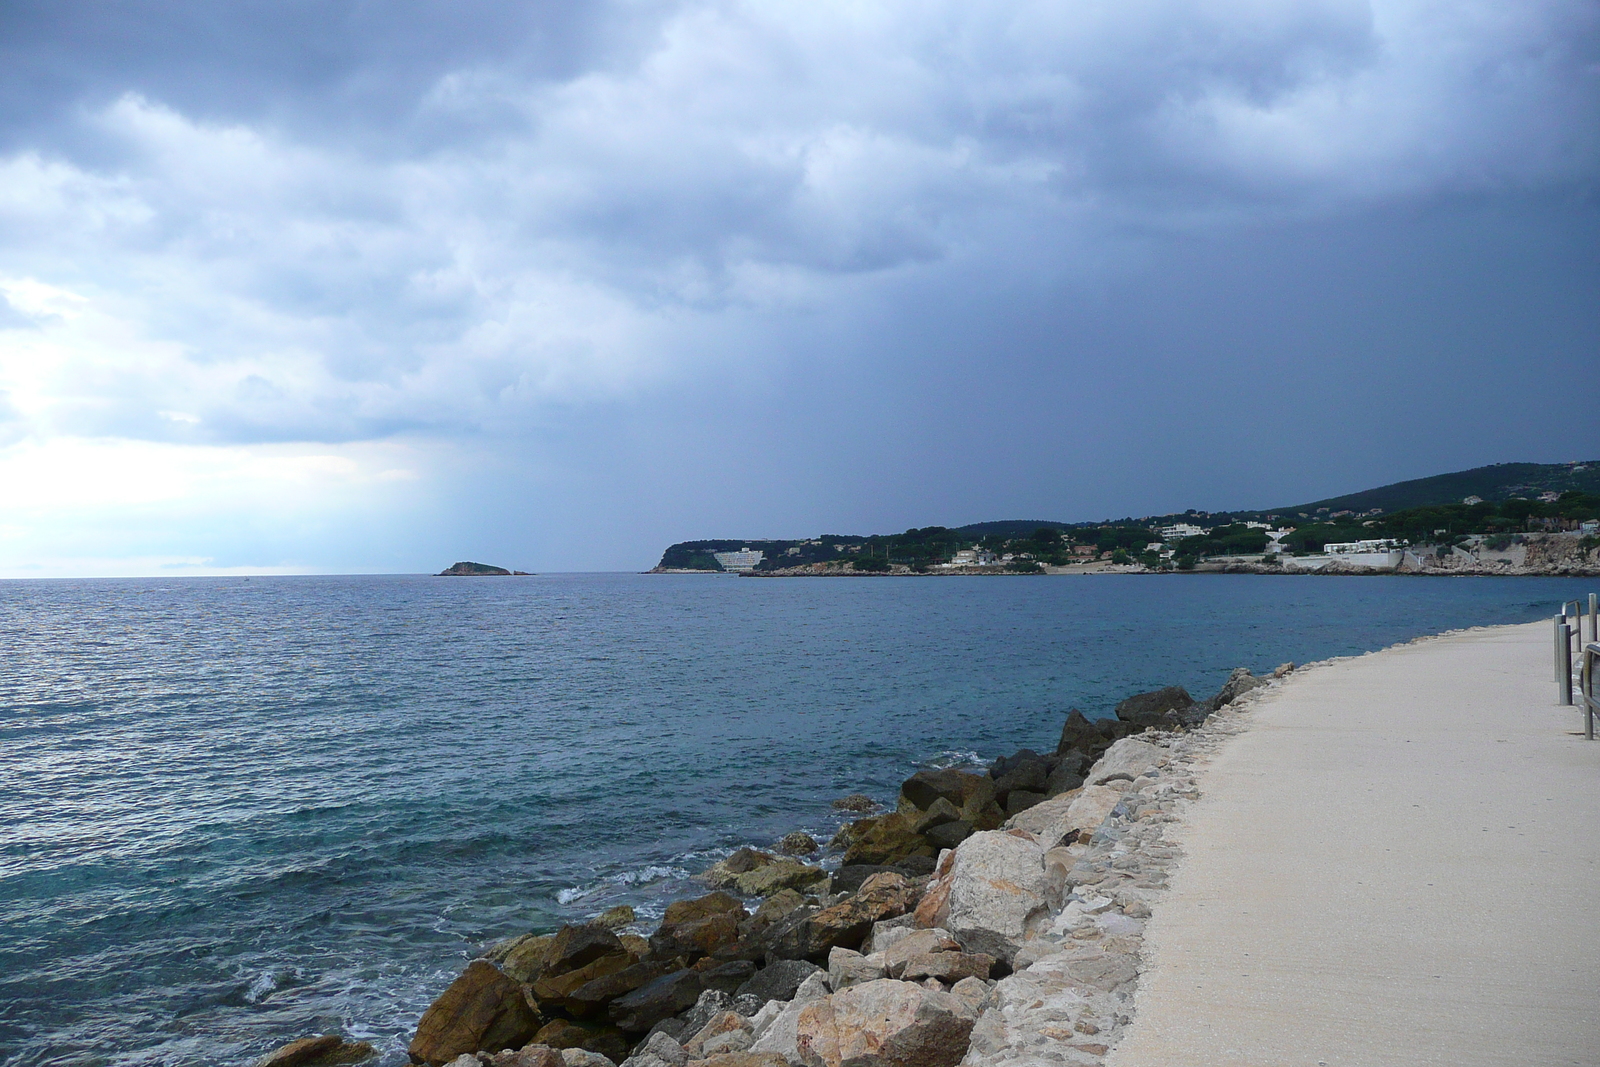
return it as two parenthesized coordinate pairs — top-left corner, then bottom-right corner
(923, 820), (973, 851)
(826, 947), (886, 990)
(734, 959), (823, 1004)
(1086, 737), (1164, 786)
(1210, 667), (1267, 709)
(1043, 761), (1085, 797)
(699, 960), (758, 996)
(1114, 686), (1192, 729)
(731, 992), (765, 1016)
(609, 971), (705, 1034)
(1002, 790), (1045, 815)
(944, 832), (1052, 964)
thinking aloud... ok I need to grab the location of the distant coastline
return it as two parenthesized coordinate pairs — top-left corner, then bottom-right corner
(648, 460), (1599, 578)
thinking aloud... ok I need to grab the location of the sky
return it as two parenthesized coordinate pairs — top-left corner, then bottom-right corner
(0, 0), (1596, 576)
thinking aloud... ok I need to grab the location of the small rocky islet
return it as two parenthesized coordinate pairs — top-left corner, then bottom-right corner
(264, 666), (1290, 1067)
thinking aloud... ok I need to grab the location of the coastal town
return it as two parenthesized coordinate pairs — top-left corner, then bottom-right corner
(651, 462), (1600, 578)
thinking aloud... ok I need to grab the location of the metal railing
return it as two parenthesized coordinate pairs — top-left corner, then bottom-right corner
(1582, 642), (1600, 741)
(1555, 593), (1599, 720)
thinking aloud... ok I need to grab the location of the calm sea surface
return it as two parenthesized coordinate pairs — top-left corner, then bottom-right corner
(0, 573), (1587, 1066)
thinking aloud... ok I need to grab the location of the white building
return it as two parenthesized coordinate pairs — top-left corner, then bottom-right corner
(712, 548), (765, 571)
(1158, 523), (1205, 541)
(944, 547), (999, 567)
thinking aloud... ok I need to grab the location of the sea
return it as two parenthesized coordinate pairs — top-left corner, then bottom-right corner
(0, 572), (1589, 1067)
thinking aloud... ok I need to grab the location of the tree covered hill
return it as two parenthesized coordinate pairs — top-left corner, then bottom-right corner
(1288, 461), (1600, 515)
(652, 460), (1600, 571)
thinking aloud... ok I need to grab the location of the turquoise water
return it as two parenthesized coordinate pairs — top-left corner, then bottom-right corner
(0, 573), (1585, 1066)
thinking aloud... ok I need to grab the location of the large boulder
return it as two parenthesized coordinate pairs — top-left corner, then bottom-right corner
(897, 771), (1001, 829)
(748, 974), (832, 1064)
(741, 890), (808, 941)
(558, 961), (678, 1017)
(840, 813), (935, 867)
(409, 961), (542, 1065)
(734, 959), (823, 1004)
(1086, 737), (1164, 786)
(650, 893), (747, 961)
(1211, 667), (1268, 709)
(793, 979), (977, 1067)
(1003, 793), (1078, 847)
(546, 926), (629, 976)
(1061, 785), (1125, 839)
(701, 850), (777, 890)
(897, 952), (993, 984)
(608, 970), (705, 1033)
(764, 873), (919, 962)
(497, 934), (558, 984)
(944, 831), (1052, 964)
(533, 951), (635, 1010)
(1114, 686), (1191, 729)
(878, 929), (959, 978)
(733, 860), (829, 898)
(1056, 708), (1132, 757)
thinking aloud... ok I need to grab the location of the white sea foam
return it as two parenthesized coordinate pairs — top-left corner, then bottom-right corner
(917, 750), (989, 770)
(556, 864), (689, 904)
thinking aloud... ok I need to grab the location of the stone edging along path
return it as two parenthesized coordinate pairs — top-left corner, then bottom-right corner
(266, 651), (1396, 1067)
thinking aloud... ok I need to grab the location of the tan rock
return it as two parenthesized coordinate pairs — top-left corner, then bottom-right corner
(700, 850), (777, 889)
(500, 934), (558, 983)
(409, 961), (542, 1065)
(255, 1035), (374, 1067)
(769, 873), (919, 960)
(695, 1054), (788, 1067)
(897, 952), (994, 984)
(1063, 785), (1124, 838)
(794, 979), (977, 1067)
(682, 1011), (752, 1057)
(826, 946), (887, 990)
(841, 813), (934, 867)
(912, 851), (957, 929)
(879, 929), (960, 978)
(732, 860), (828, 898)
(593, 905), (636, 931)
(488, 1046), (564, 1067)
(532, 951), (633, 1006)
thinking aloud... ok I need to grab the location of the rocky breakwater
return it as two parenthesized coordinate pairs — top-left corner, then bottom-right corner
(387, 664), (1289, 1067)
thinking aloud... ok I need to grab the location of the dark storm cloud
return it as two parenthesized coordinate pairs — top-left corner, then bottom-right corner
(0, 1), (1596, 572)
(0, 0), (629, 155)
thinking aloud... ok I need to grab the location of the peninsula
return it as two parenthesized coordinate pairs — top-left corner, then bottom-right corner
(650, 460), (1600, 577)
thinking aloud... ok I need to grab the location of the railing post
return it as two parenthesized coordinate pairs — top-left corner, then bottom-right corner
(1590, 592), (1598, 646)
(1556, 614), (1567, 687)
(1559, 622), (1574, 706)
(1584, 646), (1596, 741)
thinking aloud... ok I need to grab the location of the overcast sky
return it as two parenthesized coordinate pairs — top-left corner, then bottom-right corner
(1, 0), (1595, 575)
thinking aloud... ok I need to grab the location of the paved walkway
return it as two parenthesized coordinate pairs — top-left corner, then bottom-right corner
(1107, 621), (1600, 1067)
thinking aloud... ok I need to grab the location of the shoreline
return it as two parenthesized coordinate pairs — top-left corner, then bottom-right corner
(262, 618), (1581, 1067)
(279, 662), (1302, 1067)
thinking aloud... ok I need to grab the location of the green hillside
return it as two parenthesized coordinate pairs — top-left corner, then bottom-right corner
(1289, 461), (1600, 515)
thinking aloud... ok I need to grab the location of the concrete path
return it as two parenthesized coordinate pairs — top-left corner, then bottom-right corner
(1107, 621), (1600, 1067)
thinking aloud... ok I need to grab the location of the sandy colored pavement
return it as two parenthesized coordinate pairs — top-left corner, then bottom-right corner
(1107, 620), (1600, 1067)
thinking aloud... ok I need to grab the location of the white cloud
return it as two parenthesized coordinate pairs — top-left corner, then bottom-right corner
(0, 0), (1593, 569)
